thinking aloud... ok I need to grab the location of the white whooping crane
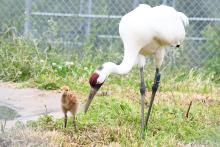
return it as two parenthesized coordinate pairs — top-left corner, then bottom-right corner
(85, 4), (189, 138)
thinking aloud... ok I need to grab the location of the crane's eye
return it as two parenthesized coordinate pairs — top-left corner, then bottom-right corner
(97, 65), (103, 70)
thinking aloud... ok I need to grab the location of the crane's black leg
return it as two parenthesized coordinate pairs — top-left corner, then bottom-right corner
(145, 68), (161, 131)
(64, 113), (67, 128)
(140, 67), (146, 139)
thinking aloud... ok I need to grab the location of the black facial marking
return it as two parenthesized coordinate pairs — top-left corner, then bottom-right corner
(97, 65), (103, 71)
(116, 60), (121, 65)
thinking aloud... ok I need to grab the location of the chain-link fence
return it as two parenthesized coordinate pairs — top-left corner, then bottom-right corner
(1, 0), (220, 67)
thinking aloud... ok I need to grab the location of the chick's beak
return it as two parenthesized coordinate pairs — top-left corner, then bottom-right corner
(84, 88), (98, 113)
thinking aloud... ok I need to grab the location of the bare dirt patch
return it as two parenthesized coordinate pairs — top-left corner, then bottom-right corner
(0, 83), (63, 128)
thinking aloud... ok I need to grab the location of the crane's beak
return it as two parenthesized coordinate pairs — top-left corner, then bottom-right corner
(84, 88), (98, 113)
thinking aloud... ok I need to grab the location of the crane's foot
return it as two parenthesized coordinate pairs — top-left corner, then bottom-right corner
(144, 68), (160, 131)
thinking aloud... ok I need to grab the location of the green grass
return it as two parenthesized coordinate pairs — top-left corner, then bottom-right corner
(0, 30), (218, 93)
(27, 96), (220, 146)
(0, 30), (220, 146)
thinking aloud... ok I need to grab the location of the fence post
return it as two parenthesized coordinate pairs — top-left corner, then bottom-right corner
(86, 0), (92, 36)
(79, 0), (84, 14)
(24, 0), (32, 37)
(133, 0), (139, 8)
(172, 0), (176, 7)
(163, 0), (167, 5)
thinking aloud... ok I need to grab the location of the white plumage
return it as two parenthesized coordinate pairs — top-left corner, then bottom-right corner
(85, 4), (189, 137)
(96, 4), (189, 84)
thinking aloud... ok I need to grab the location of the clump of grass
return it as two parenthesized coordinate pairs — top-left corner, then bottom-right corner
(0, 127), (72, 147)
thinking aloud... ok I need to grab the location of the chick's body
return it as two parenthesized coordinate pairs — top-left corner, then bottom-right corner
(61, 87), (79, 129)
(61, 91), (79, 115)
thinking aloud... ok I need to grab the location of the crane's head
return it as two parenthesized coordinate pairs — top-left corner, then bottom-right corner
(84, 65), (108, 113)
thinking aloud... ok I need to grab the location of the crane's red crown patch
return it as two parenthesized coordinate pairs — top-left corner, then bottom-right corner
(89, 73), (103, 89)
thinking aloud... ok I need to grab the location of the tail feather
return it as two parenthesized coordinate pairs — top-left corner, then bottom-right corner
(178, 12), (189, 27)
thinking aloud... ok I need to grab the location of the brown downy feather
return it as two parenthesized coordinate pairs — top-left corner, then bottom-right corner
(61, 86), (79, 115)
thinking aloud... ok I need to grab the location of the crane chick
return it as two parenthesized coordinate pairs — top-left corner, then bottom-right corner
(61, 86), (79, 130)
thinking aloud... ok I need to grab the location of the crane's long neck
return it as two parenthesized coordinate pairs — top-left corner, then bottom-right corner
(109, 61), (132, 75)
(104, 50), (138, 75)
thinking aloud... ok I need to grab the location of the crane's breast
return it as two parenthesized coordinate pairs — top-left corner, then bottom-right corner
(139, 39), (163, 55)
